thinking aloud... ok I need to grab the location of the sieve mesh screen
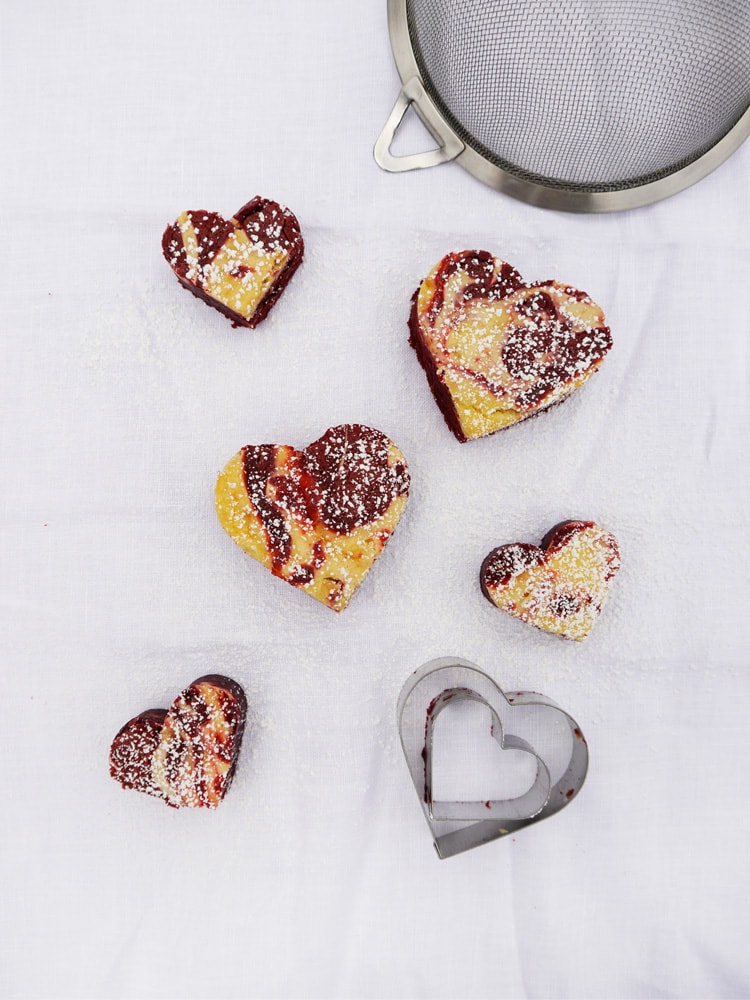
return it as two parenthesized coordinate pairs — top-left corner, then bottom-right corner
(405, 0), (750, 192)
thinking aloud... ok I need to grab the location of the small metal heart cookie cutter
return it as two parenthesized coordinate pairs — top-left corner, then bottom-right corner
(397, 657), (589, 858)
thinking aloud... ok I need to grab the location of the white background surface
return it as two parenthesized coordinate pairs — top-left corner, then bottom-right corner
(2, 2), (750, 998)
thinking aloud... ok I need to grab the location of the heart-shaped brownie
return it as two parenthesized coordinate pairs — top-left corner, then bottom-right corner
(162, 197), (303, 328)
(481, 520), (621, 641)
(109, 675), (247, 808)
(409, 250), (612, 441)
(215, 424), (410, 612)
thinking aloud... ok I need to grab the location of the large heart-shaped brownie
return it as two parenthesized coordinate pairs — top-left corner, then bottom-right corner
(409, 250), (612, 441)
(162, 197), (303, 328)
(109, 675), (247, 808)
(481, 520), (621, 641)
(215, 424), (410, 612)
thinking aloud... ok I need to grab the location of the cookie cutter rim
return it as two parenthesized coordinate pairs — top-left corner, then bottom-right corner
(397, 656), (589, 859)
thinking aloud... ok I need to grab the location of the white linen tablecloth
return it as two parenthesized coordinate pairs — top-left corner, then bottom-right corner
(2, 2), (749, 997)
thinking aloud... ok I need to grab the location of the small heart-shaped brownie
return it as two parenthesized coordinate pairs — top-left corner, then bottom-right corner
(409, 250), (612, 441)
(481, 520), (621, 641)
(162, 197), (303, 328)
(109, 675), (247, 808)
(215, 424), (410, 612)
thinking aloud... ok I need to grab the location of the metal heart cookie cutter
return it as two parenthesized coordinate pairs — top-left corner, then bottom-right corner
(397, 657), (589, 859)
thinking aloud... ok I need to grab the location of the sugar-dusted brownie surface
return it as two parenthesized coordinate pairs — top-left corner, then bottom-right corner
(162, 197), (303, 328)
(409, 250), (612, 441)
(481, 520), (621, 641)
(110, 675), (247, 808)
(215, 424), (410, 612)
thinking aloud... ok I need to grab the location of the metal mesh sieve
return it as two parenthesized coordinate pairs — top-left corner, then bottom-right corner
(375, 0), (750, 211)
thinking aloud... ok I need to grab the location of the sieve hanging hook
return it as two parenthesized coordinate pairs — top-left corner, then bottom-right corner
(374, 76), (463, 172)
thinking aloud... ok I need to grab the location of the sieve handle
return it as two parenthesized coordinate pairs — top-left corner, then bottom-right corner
(374, 76), (463, 172)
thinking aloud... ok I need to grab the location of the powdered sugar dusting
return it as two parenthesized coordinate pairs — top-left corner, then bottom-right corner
(216, 425), (410, 612)
(67, 218), (724, 786)
(111, 676), (247, 809)
(482, 521), (621, 641)
(412, 250), (612, 439)
(162, 197), (303, 328)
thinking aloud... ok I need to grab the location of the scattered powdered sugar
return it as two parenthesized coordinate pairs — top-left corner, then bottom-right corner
(67, 217), (719, 783)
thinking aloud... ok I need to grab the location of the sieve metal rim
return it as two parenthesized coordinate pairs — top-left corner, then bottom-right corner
(375, 0), (750, 212)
